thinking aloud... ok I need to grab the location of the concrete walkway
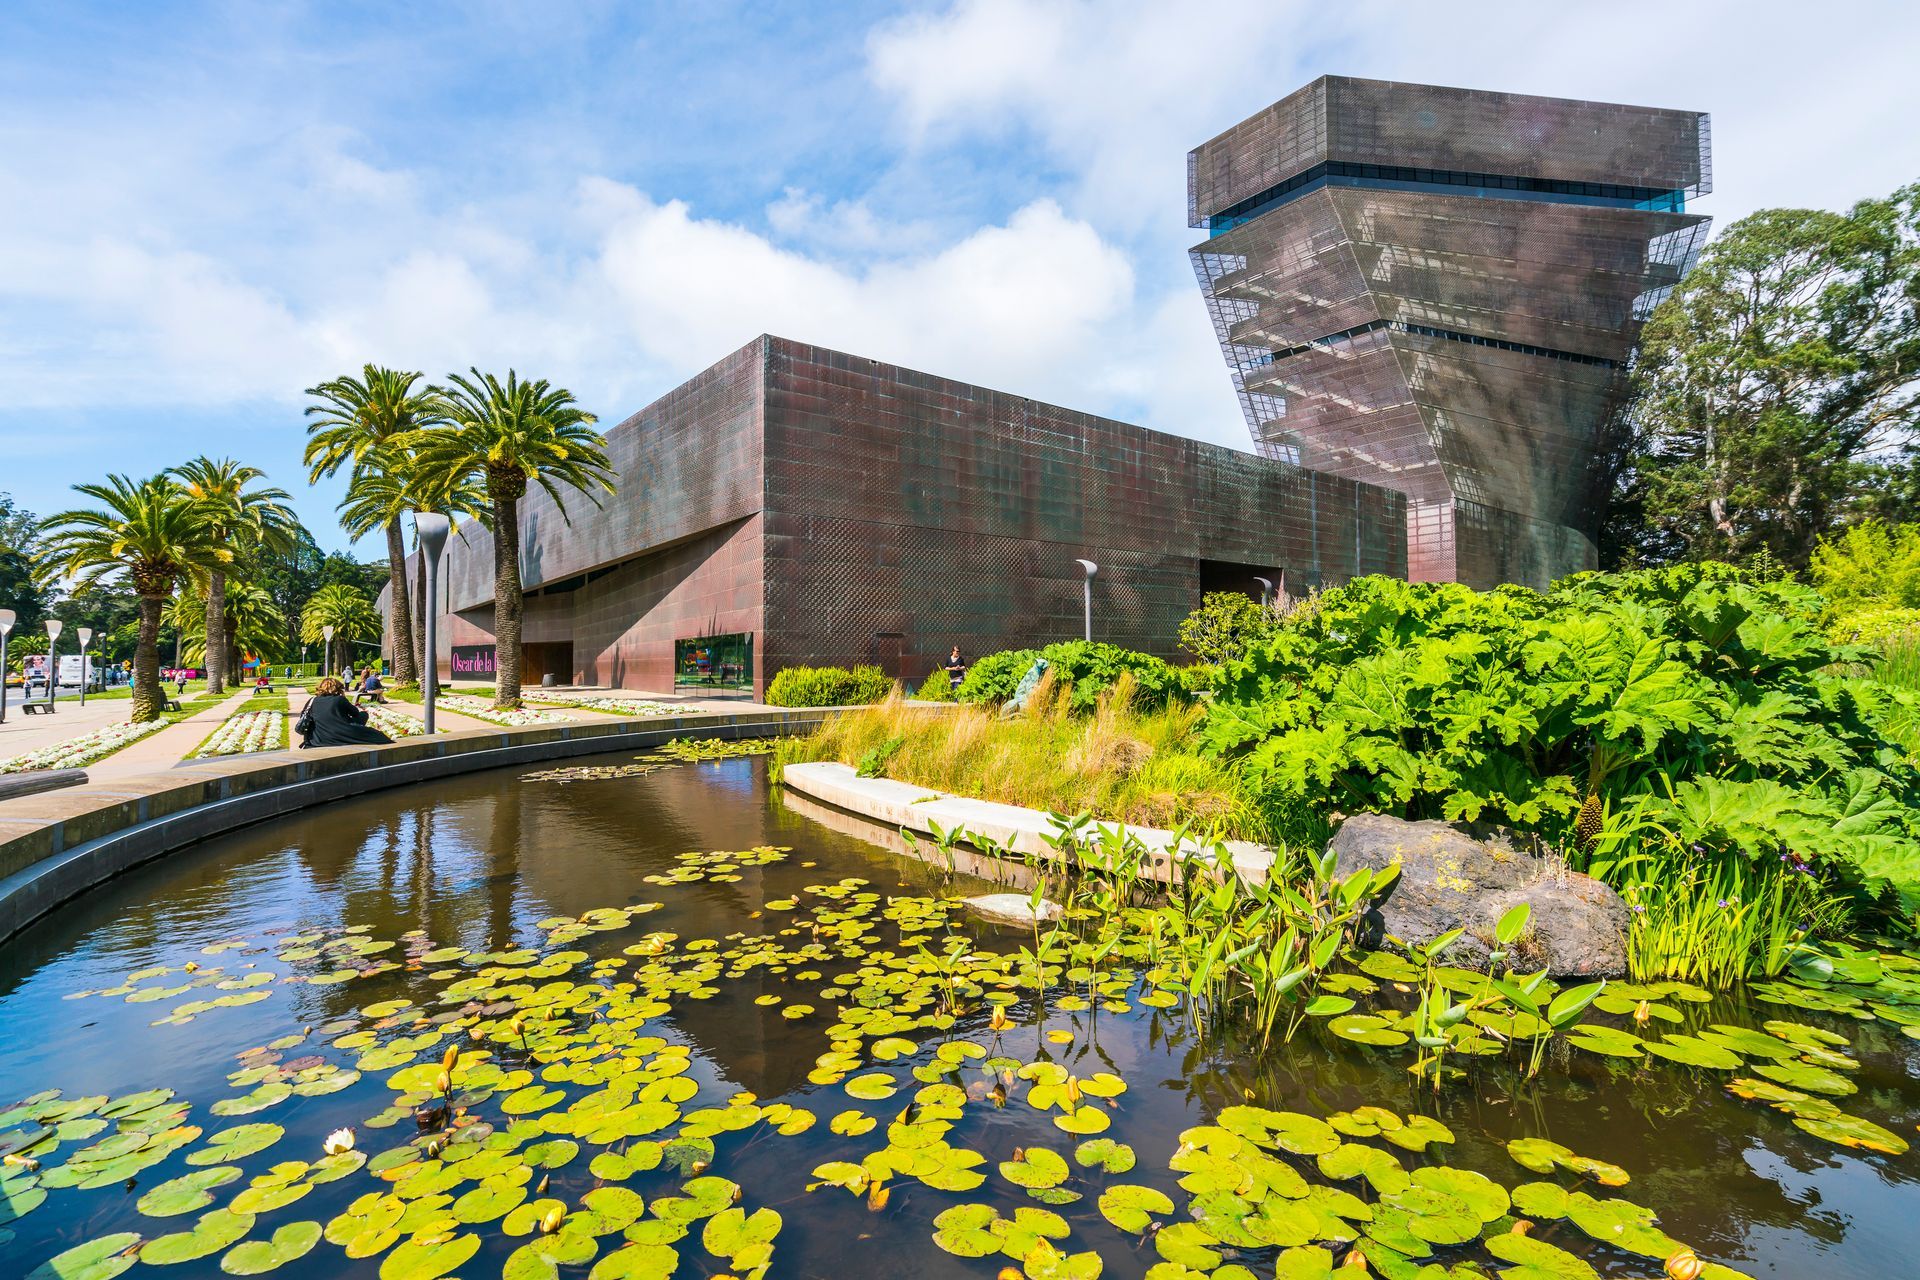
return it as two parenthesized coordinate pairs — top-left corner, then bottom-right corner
(0, 695), (130, 760)
(88, 691), (254, 780)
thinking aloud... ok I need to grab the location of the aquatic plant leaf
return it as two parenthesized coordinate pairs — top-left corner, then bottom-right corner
(1380, 1113), (1452, 1152)
(931, 1203), (999, 1256)
(1563, 1192), (1682, 1258)
(829, 1110), (875, 1136)
(1153, 1221), (1222, 1269)
(586, 1242), (677, 1279)
(1098, 1184), (1174, 1232)
(1315, 1143), (1409, 1194)
(25, 1231), (140, 1280)
(844, 1073), (897, 1101)
(218, 1221), (320, 1275)
(1053, 1107), (1111, 1135)
(141, 1208), (257, 1264)
(1641, 1035), (1742, 1070)
(1750, 1061), (1856, 1096)
(1326, 1014), (1408, 1046)
(1564, 1024), (1644, 1058)
(1380, 1184), (1478, 1245)
(1483, 1231), (1599, 1279)
(138, 1166), (242, 1216)
(703, 1205), (781, 1260)
(1510, 1181), (1569, 1219)
(1791, 1112), (1909, 1154)
(1412, 1166), (1507, 1222)
(376, 1231), (480, 1279)
(1505, 1138), (1573, 1175)
(1698, 1025), (1798, 1060)
(1073, 1138), (1135, 1173)
(1000, 1146), (1069, 1189)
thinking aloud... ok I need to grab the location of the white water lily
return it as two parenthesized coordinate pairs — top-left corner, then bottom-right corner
(323, 1127), (355, 1155)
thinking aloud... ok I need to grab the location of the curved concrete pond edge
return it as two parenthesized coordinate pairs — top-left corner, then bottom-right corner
(0, 709), (830, 947)
(778, 760), (1274, 885)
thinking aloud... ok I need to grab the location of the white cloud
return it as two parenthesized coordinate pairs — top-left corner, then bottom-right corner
(588, 181), (1137, 404)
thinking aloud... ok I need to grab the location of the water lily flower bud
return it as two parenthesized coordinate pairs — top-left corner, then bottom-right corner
(867, 1182), (891, 1212)
(1664, 1248), (1702, 1280)
(540, 1205), (566, 1233)
(442, 1045), (459, 1070)
(1633, 1001), (1652, 1024)
(434, 1069), (452, 1095)
(322, 1128), (355, 1156)
(988, 1006), (1010, 1032)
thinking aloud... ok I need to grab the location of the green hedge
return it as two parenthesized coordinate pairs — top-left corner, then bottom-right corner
(954, 641), (1184, 712)
(765, 664), (895, 708)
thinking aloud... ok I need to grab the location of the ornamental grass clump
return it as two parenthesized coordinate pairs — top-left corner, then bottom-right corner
(1203, 562), (1920, 978)
(774, 674), (1264, 839)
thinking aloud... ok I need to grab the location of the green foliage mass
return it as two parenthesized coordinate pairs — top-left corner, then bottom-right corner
(954, 642), (1182, 712)
(1177, 591), (1275, 664)
(1204, 565), (1920, 921)
(765, 664), (894, 708)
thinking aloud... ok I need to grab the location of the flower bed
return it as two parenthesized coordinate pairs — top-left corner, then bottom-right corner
(529, 692), (678, 717)
(0, 718), (171, 774)
(192, 709), (286, 758)
(437, 694), (573, 727)
(363, 705), (433, 738)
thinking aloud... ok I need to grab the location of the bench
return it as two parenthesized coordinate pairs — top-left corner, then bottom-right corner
(21, 699), (54, 716)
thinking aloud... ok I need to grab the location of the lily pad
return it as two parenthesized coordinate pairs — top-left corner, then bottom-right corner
(219, 1221), (321, 1275)
(1642, 1035), (1743, 1070)
(26, 1232), (141, 1280)
(139, 1166), (243, 1216)
(932, 1203), (999, 1256)
(1099, 1183), (1175, 1233)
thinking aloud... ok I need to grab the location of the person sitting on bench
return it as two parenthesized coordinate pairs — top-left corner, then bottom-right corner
(353, 667), (389, 705)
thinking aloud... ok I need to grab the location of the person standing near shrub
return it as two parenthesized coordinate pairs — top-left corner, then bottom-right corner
(945, 646), (966, 691)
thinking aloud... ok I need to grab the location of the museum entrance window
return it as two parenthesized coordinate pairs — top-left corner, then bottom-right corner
(675, 633), (754, 693)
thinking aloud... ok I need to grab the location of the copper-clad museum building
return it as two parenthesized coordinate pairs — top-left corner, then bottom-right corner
(392, 335), (1406, 697)
(391, 76), (1710, 695)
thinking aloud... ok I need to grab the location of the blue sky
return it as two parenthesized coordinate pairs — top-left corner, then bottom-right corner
(5, 0), (1918, 555)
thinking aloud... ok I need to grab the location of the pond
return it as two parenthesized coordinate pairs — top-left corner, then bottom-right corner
(1, 750), (1915, 1279)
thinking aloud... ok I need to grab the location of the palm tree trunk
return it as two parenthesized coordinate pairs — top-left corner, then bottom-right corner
(205, 569), (226, 694)
(384, 519), (419, 685)
(133, 594), (164, 722)
(492, 488), (523, 708)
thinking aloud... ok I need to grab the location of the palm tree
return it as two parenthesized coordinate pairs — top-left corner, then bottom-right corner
(335, 444), (486, 686)
(41, 475), (228, 721)
(300, 583), (381, 676)
(166, 582), (287, 670)
(170, 458), (298, 696)
(303, 366), (448, 686)
(413, 370), (614, 708)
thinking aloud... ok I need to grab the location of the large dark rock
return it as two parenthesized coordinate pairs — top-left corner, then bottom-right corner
(1327, 812), (1629, 977)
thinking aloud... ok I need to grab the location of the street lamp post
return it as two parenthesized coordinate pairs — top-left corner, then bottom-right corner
(77, 627), (93, 706)
(413, 512), (452, 736)
(1253, 576), (1273, 609)
(322, 625), (335, 680)
(44, 618), (62, 713)
(0, 608), (14, 724)
(1073, 559), (1098, 643)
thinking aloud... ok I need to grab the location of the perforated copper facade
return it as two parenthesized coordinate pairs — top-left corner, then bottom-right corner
(388, 336), (1406, 695)
(1190, 76), (1712, 586)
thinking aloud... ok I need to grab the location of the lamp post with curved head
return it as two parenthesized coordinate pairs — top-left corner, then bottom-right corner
(0, 608), (14, 723)
(322, 625), (335, 681)
(44, 618), (62, 712)
(1074, 559), (1098, 643)
(413, 512), (452, 735)
(1253, 576), (1273, 609)
(76, 627), (93, 706)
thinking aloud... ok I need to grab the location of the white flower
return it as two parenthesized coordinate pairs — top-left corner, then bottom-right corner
(0, 717), (169, 773)
(323, 1127), (355, 1155)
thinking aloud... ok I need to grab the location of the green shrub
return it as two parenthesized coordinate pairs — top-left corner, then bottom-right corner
(1178, 591), (1275, 663)
(765, 664), (894, 708)
(913, 671), (954, 701)
(955, 642), (1183, 713)
(1204, 564), (1920, 948)
(953, 649), (1041, 705)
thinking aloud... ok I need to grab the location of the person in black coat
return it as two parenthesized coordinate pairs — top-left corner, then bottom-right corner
(296, 677), (394, 749)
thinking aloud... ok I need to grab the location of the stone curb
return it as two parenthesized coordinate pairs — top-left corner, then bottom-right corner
(777, 761), (1275, 884)
(0, 710), (829, 947)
